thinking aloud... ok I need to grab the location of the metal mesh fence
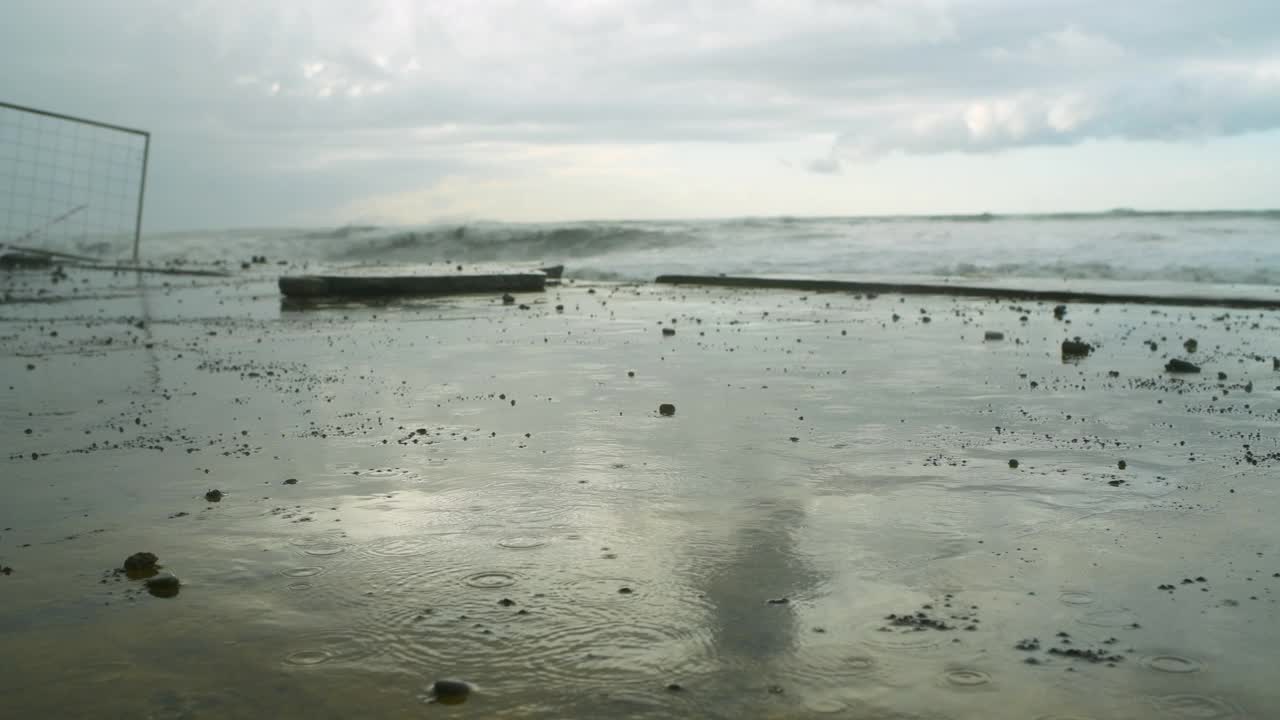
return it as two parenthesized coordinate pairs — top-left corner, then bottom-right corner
(0, 101), (149, 260)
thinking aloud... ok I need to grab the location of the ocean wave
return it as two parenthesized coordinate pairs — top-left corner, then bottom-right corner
(300, 224), (381, 240)
(115, 211), (1280, 288)
(932, 262), (1280, 286)
(328, 223), (699, 264)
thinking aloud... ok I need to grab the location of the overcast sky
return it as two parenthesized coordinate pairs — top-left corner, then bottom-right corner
(4, 0), (1279, 231)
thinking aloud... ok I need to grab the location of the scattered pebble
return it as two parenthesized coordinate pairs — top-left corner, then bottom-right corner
(123, 552), (158, 575)
(145, 572), (181, 598)
(1061, 338), (1093, 358)
(1165, 359), (1201, 374)
(430, 679), (472, 705)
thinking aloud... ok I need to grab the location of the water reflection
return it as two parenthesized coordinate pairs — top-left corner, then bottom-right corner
(699, 499), (821, 687)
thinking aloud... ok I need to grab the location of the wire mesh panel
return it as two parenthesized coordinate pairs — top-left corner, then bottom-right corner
(0, 101), (149, 260)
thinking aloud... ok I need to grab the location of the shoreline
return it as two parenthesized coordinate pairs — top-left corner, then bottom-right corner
(3, 267), (1279, 718)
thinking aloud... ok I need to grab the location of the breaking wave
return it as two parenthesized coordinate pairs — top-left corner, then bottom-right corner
(121, 211), (1280, 287)
(332, 224), (699, 265)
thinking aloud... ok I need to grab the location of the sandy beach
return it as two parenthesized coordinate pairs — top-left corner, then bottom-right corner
(3, 265), (1279, 719)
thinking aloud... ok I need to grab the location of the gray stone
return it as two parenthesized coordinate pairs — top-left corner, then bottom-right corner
(145, 573), (181, 598)
(1061, 339), (1093, 358)
(123, 552), (158, 573)
(430, 679), (472, 705)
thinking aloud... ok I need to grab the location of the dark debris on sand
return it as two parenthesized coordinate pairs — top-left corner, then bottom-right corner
(1061, 338), (1093, 359)
(1165, 358), (1201, 373)
(881, 596), (980, 634)
(122, 552), (158, 573)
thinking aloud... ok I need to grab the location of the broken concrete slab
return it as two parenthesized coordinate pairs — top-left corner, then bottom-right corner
(653, 275), (1280, 311)
(279, 268), (548, 299)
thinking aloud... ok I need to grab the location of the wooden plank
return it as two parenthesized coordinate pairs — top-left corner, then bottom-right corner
(279, 271), (547, 298)
(653, 274), (1280, 311)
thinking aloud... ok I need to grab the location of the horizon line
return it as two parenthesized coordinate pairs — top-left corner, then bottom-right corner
(143, 206), (1280, 236)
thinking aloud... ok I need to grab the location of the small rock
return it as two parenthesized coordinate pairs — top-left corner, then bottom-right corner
(498, 598), (516, 607)
(1217, 371), (1227, 381)
(766, 597), (790, 605)
(983, 331), (1005, 341)
(502, 293), (515, 305)
(1165, 359), (1201, 374)
(430, 679), (472, 705)
(1118, 460), (1127, 470)
(204, 489), (224, 502)
(123, 552), (159, 575)
(658, 403), (676, 416)
(283, 478), (298, 485)
(145, 572), (181, 598)
(1053, 305), (1067, 319)
(1008, 459), (1019, 469)
(618, 587), (634, 595)
(662, 327), (676, 337)
(1061, 339), (1092, 359)
(665, 683), (684, 692)
(1183, 339), (1198, 353)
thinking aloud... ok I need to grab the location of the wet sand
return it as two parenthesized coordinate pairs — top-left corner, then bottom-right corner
(2, 267), (1279, 719)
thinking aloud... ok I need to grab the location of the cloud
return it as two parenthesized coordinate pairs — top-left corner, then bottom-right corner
(985, 25), (1128, 66)
(832, 54), (1280, 159)
(807, 155), (843, 175)
(2, 0), (1279, 227)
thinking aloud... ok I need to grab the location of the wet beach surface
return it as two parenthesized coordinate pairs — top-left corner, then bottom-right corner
(3, 267), (1280, 718)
